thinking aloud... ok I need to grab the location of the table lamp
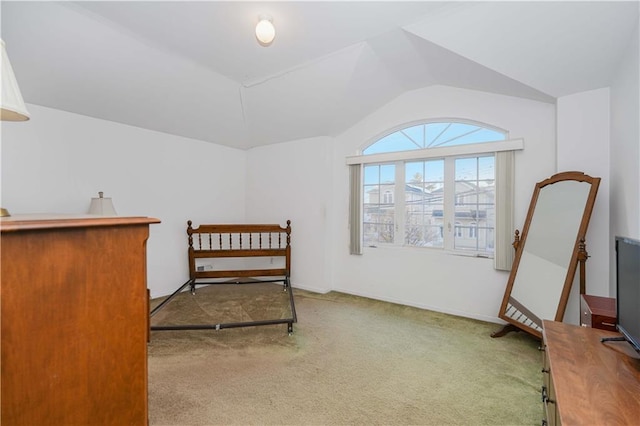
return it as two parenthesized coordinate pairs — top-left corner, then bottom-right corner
(88, 192), (117, 216)
(1, 39), (31, 217)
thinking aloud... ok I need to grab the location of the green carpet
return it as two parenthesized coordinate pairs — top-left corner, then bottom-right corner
(149, 286), (542, 425)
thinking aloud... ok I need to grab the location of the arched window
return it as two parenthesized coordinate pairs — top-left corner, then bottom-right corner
(350, 119), (519, 259)
(363, 120), (506, 155)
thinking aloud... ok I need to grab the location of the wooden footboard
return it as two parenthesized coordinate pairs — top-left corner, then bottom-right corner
(150, 220), (297, 334)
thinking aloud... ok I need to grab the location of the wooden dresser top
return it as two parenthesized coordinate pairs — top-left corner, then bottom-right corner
(1, 214), (160, 233)
(543, 320), (640, 425)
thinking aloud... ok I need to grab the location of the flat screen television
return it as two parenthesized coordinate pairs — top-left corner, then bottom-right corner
(615, 236), (640, 352)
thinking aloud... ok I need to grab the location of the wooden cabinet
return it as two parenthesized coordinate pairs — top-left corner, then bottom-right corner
(580, 294), (616, 331)
(541, 320), (640, 425)
(1, 215), (159, 426)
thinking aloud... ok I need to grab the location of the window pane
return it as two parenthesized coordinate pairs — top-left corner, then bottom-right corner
(434, 123), (479, 146)
(478, 156), (495, 181)
(360, 121), (503, 255)
(455, 157), (477, 181)
(404, 160), (444, 248)
(364, 132), (416, 155)
(364, 121), (507, 155)
(454, 156), (495, 252)
(406, 162), (424, 183)
(379, 164), (395, 183)
(363, 164), (395, 245)
(470, 128), (506, 144)
(363, 165), (379, 184)
(426, 123), (450, 147)
(401, 125), (425, 149)
(425, 160), (444, 182)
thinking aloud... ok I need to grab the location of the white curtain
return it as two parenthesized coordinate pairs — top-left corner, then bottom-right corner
(494, 150), (515, 270)
(349, 164), (362, 255)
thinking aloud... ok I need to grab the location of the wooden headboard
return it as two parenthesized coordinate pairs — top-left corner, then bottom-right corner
(187, 220), (291, 281)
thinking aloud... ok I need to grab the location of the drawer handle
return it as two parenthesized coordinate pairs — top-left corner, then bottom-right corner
(602, 322), (616, 327)
(541, 386), (555, 405)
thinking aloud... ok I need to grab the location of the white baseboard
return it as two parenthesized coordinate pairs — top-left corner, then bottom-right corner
(330, 286), (505, 325)
(291, 283), (331, 295)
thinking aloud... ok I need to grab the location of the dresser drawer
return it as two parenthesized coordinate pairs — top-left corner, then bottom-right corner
(580, 294), (616, 331)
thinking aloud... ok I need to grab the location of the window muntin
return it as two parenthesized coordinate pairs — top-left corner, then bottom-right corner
(363, 121), (506, 155)
(363, 164), (396, 246)
(454, 156), (495, 253)
(404, 160), (444, 248)
(360, 120), (505, 256)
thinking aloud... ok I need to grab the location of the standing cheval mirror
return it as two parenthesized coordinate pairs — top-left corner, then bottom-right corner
(493, 171), (600, 339)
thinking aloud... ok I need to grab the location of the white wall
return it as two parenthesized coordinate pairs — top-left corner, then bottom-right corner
(610, 20), (640, 294)
(245, 137), (334, 293)
(244, 85), (563, 324)
(556, 88), (611, 323)
(5, 73), (626, 326)
(1, 104), (247, 297)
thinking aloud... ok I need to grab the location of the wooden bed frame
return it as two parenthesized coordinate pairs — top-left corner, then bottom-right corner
(150, 220), (297, 334)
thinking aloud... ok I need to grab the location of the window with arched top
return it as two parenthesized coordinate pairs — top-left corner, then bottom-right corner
(349, 119), (521, 266)
(363, 120), (507, 155)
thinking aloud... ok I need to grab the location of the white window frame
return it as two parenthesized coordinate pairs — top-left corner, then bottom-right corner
(348, 134), (522, 259)
(360, 153), (499, 254)
(347, 139), (523, 166)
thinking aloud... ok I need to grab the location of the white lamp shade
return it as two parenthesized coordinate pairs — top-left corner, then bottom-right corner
(1, 40), (30, 121)
(255, 17), (275, 46)
(88, 192), (117, 216)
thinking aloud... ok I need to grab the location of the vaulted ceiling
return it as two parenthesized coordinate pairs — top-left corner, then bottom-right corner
(2, 1), (638, 149)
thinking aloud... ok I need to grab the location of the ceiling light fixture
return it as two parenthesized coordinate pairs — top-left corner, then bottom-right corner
(255, 15), (275, 46)
(1, 39), (30, 122)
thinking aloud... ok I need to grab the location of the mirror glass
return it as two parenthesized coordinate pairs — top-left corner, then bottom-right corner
(496, 172), (600, 337)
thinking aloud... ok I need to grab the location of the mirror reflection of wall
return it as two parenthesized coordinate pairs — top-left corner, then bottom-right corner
(510, 181), (591, 321)
(495, 172), (600, 338)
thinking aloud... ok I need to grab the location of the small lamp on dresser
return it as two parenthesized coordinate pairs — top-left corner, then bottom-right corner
(88, 192), (118, 216)
(1, 39), (31, 217)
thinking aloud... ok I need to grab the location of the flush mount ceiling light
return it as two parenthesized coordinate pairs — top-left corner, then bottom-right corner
(255, 15), (275, 46)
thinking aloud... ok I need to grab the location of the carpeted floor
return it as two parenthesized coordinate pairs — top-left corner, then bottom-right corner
(148, 284), (543, 425)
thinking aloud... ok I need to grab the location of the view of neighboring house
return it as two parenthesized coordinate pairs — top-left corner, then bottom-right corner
(365, 177), (495, 252)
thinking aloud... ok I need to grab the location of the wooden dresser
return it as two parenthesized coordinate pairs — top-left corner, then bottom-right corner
(541, 320), (640, 425)
(1, 215), (159, 426)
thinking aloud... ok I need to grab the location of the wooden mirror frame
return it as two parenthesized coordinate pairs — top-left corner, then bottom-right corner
(493, 171), (600, 338)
